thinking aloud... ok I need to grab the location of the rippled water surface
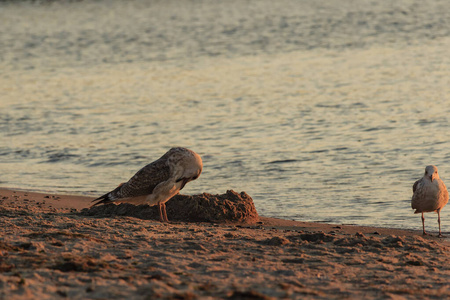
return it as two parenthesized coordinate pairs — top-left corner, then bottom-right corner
(1, 0), (450, 232)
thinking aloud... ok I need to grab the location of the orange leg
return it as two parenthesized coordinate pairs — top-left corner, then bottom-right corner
(162, 203), (169, 222)
(421, 212), (427, 235)
(437, 209), (443, 237)
(158, 203), (169, 222)
(158, 203), (165, 222)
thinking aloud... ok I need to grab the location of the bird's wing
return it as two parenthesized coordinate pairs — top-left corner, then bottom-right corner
(412, 178), (421, 193)
(411, 178), (424, 210)
(438, 180), (449, 207)
(91, 157), (171, 206)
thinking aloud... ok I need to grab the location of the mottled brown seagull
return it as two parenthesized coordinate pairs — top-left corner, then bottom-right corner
(91, 147), (202, 222)
(412, 165), (448, 237)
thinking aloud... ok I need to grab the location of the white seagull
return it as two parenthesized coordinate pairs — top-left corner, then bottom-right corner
(91, 147), (203, 222)
(412, 165), (449, 237)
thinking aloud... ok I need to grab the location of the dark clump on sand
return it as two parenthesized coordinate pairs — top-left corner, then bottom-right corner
(82, 190), (260, 224)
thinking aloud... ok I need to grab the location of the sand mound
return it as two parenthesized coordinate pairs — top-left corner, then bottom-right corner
(81, 190), (259, 224)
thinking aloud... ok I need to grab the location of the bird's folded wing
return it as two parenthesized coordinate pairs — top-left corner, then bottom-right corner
(112, 157), (172, 200)
(412, 178), (422, 193)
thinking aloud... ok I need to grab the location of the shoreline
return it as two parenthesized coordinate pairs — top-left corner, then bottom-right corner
(1, 187), (450, 299)
(0, 187), (446, 239)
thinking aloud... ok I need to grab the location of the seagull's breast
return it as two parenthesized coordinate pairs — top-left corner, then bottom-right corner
(412, 178), (448, 212)
(144, 177), (183, 206)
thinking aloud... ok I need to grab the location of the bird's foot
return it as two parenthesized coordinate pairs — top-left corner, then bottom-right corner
(422, 232), (428, 236)
(438, 234), (444, 238)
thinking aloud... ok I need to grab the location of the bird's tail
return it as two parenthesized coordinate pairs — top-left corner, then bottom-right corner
(90, 192), (113, 207)
(90, 183), (124, 207)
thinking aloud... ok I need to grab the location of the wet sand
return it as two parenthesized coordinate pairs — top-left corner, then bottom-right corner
(1, 188), (449, 299)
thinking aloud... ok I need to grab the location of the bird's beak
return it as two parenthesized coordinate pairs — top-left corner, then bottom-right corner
(180, 178), (189, 190)
(430, 174), (434, 182)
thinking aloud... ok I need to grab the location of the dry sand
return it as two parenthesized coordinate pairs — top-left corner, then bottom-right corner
(1, 188), (449, 299)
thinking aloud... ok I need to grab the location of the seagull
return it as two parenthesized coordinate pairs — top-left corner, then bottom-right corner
(91, 147), (202, 222)
(412, 165), (449, 237)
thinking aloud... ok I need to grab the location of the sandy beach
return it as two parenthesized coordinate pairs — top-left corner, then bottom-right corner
(1, 188), (449, 299)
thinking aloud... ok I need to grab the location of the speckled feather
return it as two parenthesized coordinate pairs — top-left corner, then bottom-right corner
(92, 147), (202, 207)
(112, 157), (171, 200)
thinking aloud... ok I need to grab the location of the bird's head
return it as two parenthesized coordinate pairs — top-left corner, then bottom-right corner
(424, 165), (439, 182)
(169, 148), (203, 189)
(182, 152), (203, 181)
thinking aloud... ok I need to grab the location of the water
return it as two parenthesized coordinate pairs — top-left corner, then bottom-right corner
(1, 0), (450, 231)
